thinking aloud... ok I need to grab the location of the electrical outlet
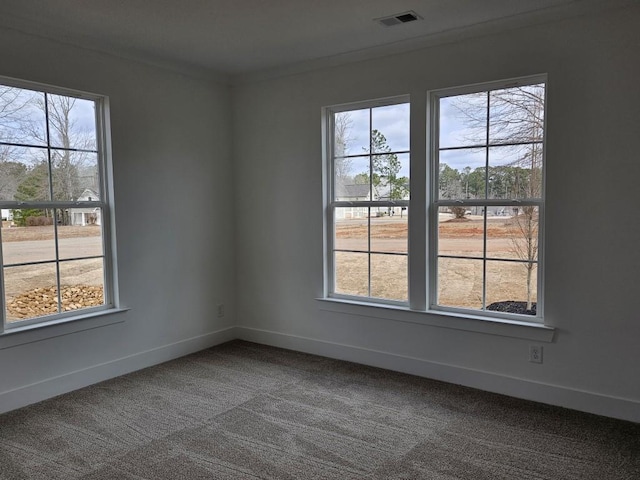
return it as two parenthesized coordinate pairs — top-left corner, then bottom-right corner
(529, 345), (543, 363)
(217, 304), (224, 318)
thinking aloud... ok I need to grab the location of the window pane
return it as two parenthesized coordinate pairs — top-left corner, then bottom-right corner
(1, 209), (56, 265)
(47, 95), (97, 151)
(4, 262), (59, 322)
(486, 205), (538, 261)
(372, 103), (409, 152)
(334, 208), (368, 251)
(334, 251), (368, 297)
(0, 79), (110, 328)
(0, 86), (47, 146)
(488, 144), (542, 200)
(437, 257), (483, 310)
(489, 84), (544, 145)
(430, 79), (545, 319)
(438, 210), (484, 258)
(334, 155), (369, 201)
(439, 92), (487, 149)
(371, 253), (407, 301)
(51, 150), (100, 201)
(371, 208), (407, 254)
(439, 149), (485, 200)
(334, 109), (369, 157)
(486, 260), (537, 316)
(59, 258), (105, 312)
(0, 146), (50, 201)
(58, 209), (104, 259)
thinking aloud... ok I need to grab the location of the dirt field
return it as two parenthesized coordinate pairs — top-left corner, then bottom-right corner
(2, 225), (104, 322)
(334, 214), (537, 310)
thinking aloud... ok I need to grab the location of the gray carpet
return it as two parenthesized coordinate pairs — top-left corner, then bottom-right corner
(0, 341), (638, 479)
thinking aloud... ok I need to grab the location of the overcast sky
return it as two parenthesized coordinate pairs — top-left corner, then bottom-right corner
(337, 98), (487, 178)
(337, 88), (543, 177)
(1, 86), (96, 149)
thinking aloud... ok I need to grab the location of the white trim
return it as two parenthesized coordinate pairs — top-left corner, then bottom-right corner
(408, 89), (427, 310)
(323, 78), (549, 325)
(100, 96), (120, 311)
(0, 15), (229, 85)
(0, 74), (104, 100)
(0, 326), (238, 414)
(233, 1), (634, 85)
(0, 308), (128, 349)
(332, 200), (409, 208)
(428, 75), (547, 323)
(430, 73), (548, 99)
(427, 88), (439, 313)
(236, 326), (640, 424)
(316, 298), (554, 342)
(324, 96), (411, 305)
(1, 326), (637, 423)
(327, 95), (411, 114)
(0, 0), (629, 86)
(0, 76), (118, 332)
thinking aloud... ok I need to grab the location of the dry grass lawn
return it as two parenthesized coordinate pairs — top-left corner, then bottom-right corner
(335, 215), (537, 310)
(1, 224), (102, 242)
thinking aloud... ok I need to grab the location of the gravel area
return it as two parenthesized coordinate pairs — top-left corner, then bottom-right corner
(6, 285), (104, 321)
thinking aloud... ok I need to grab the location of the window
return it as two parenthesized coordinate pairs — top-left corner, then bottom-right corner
(324, 75), (546, 322)
(0, 77), (115, 331)
(431, 77), (546, 319)
(326, 97), (410, 303)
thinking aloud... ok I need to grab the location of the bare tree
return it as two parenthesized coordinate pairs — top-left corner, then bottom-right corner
(510, 205), (538, 310)
(0, 87), (33, 200)
(23, 94), (96, 223)
(334, 112), (354, 189)
(28, 95), (96, 200)
(49, 95), (81, 205)
(494, 86), (544, 311)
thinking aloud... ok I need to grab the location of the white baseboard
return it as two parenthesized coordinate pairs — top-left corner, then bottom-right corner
(0, 326), (238, 415)
(236, 326), (640, 424)
(3, 325), (637, 424)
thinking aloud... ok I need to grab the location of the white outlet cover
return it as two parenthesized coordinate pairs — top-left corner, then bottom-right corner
(529, 345), (543, 363)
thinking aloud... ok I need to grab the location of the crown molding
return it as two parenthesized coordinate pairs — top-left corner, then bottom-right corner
(231, 0), (635, 86)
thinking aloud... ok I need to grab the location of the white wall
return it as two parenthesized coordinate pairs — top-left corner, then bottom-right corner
(233, 5), (640, 422)
(0, 27), (236, 412)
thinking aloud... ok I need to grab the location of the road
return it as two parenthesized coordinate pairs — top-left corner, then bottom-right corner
(2, 236), (103, 265)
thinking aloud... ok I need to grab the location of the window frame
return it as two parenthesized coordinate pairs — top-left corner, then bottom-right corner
(427, 75), (547, 323)
(0, 75), (117, 333)
(324, 95), (410, 306)
(322, 75), (547, 325)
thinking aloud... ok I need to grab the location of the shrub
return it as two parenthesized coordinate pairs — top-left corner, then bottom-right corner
(25, 215), (53, 226)
(450, 206), (467, 219)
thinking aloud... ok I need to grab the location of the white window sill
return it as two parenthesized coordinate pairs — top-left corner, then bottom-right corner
(0, 307), (130, 350)
(316, 298), (555, 342)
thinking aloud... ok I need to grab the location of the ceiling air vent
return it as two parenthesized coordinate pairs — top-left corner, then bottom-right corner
(376, 11), (422, 27)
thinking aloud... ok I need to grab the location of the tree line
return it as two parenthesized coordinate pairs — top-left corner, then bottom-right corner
(439, 162), (541, 200)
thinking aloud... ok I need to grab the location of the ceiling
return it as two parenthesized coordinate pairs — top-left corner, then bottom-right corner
(0, 0), (623, 79)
